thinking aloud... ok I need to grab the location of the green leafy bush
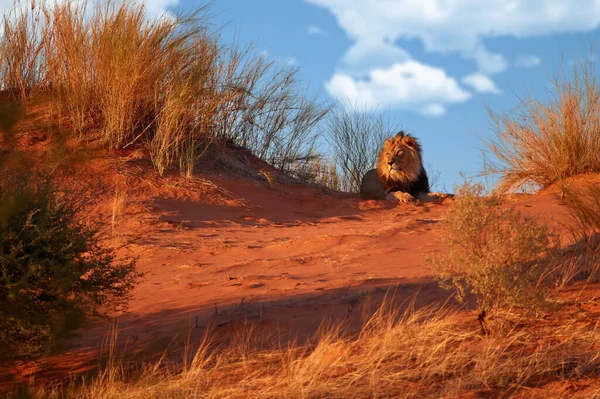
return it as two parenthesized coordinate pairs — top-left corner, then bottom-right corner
(0, 168), (141, 359)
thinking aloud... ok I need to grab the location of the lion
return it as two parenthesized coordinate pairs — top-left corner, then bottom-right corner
(360, 131), (446, 203)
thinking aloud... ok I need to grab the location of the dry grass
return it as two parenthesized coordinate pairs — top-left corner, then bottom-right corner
(483, 53), (600, 193)
(0, 0), (328, 178)
(19, 296), (600, 398)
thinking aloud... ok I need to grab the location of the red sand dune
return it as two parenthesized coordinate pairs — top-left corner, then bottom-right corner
(0, 147), (584, 388)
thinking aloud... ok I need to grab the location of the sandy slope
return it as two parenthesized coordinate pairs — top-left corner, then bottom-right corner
(1, 153), (576, 386)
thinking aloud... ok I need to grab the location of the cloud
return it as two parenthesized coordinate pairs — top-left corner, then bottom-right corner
(306, 0), (600, 115)
(471, 45), (508, 74)
(325, 61), (471, 116)
(305, 0), (600, 74)
(515, 55), (542, 68)
(307, 25), (326, 35)
(341, 39), (412, 76)
(143, 0), (179, 19)
(461, 73), (501, 94)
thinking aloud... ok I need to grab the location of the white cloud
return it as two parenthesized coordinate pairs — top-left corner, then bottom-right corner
(342, 39), (412, 76)
(471, 45), (508, 74)
(421, 103), (446, 117)
(143, 0), (179, 19)
(325, 61), (471, 117)
(306, 0), (600, 115)
(515, 55), (542, 68)
(307, 25), (326, 35)
(305, 0), (600, 74)
(461, 73), (501, 94)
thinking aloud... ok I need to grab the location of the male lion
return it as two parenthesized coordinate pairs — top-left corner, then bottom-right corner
(360, 131), (431, 203)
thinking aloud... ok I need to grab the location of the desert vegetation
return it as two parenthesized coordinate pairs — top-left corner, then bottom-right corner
(0, 0), (329, 181)
(484, 52), (600, 193)
(326, 104), (393, 192)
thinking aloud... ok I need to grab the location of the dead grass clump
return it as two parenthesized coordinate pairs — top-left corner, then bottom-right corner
(426, 182), (559, 315)
(484, 54), (600, 193)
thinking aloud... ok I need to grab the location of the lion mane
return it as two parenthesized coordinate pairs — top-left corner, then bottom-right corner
(360, 131), (430, 201)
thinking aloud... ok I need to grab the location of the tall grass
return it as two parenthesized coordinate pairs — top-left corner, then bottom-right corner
(0, 0), (328, 178)
(484, 54), (600, 192)
(0, 1), (45, 100)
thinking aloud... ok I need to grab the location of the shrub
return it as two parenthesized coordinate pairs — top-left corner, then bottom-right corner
(484, 54), (600, 193)
(426, 182), (558, 314)
(326, 104), (395, 192)
(0, 166), (141, 359)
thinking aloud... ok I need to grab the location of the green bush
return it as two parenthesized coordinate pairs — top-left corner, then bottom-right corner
(426, 182), (557, 314)
(0, 168), (141, 359)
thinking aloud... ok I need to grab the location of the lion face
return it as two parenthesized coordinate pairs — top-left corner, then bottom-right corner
(382, 135), (419, 173)
(376, 132), (423, 188)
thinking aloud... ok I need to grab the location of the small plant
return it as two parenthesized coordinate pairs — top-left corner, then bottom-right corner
(426, 182), (558, 315)
(483, 52), (600, 192)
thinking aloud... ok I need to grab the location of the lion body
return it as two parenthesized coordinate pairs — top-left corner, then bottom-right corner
(359, 131), (430, 202)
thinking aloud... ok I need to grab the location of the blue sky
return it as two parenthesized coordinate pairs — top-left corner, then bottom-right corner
(6, 0), (598, 191)
(194, 0), (600, 192)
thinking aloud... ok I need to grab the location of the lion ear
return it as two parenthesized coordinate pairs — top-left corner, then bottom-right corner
(403, 136), (416, 148)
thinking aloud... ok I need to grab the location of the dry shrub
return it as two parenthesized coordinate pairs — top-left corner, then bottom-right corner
(427, 182), (558, 314)
(484, 54), (600, 193)
(0, 0), (328, 178)
(213, 56), (329, 178)
(326, 104), (394, 192)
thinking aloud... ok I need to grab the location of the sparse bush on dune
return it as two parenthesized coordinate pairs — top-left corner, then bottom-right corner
(326, 104), (393, 192)
(0, 0), (329, 179)
(484, 54), (600, 193)
(427, 182), (559, 316)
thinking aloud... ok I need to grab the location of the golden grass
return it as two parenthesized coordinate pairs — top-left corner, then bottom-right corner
(484, 53), (600, 193)
(0, 0), (328, 179)
(18, 295), (600, 398)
